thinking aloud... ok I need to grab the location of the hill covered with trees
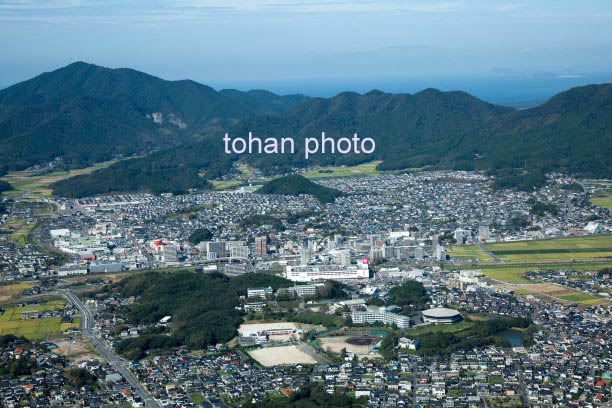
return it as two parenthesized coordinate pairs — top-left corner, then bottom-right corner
(104, 271), (293, 359)
(0, 61), (309, 172)
(258, 175), (344, 203)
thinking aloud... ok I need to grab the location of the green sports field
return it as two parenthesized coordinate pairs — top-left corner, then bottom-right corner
(485, 235), (612, 262)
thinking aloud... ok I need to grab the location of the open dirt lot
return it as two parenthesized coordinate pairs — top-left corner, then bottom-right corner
(248, 345), (317, 366)
(52, 338), (100, 361)
(318, 336), (381, 357)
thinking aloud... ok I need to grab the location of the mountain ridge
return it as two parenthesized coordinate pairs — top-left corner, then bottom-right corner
(1, 62), (611, 197)
(0, 61), (310, 171)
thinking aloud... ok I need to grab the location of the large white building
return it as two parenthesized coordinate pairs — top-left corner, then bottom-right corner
(421, 307), (463, 324)
(351, 306), (411, 329)
(284, 259), (369, 282)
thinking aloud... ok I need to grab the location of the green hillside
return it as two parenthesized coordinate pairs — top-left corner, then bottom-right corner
(258, 175), (344, 203)
(0, 62), (309, 171)
(4, 63), (612, 197)
(103, 271), (293, 359)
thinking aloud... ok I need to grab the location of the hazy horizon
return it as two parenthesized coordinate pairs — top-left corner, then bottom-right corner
(2, 61), (612, 106)
(2, 1), (612, 103)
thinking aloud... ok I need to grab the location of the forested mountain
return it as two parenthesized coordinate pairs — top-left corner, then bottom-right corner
(447, 84), (612, 178)
(0, 62), (309, 170)
(3, 63), (612, 197)
(219, 89), (310, 116)
(235, 88), (514, 173)
(52, 82), (612, 196)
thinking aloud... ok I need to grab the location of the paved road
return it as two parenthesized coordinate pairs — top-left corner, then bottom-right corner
(411, 360), (417, 408)
(518, 365), (531, 407)
(296, 342), (333, 365)
(60, 290), (160, 407)
(475, 241), (501, 262)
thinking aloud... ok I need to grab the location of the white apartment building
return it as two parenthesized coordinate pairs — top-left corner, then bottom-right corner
(351, 306), (411, 329)
(284, 260), (369, 282)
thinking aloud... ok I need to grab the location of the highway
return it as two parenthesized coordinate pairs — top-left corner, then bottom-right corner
(60, 290), (160, 407)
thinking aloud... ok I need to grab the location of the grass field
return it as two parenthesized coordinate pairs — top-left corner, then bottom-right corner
(591, 196), (612, 212)
(446, 245), (493, 262)
(485, 235), (612, 262)
(302, 161), (384, 179)
(212, 180), (244, 190)
(9, 221), (36, 246)
(0, 299), (67, 321)
(404, 321), (475, 336)
(0, 299), (79, 341)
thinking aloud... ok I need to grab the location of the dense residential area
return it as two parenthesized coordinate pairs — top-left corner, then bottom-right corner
(1, 165), (612, 408)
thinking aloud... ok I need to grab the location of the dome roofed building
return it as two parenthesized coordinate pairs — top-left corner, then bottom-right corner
(421, 307), (462, 324)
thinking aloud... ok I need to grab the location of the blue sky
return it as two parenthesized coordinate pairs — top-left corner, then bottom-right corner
(2, 0), (612, 100)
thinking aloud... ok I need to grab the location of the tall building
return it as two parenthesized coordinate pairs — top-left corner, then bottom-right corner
(432, 235), (440, 252)
(454, 229), (467, 244)
(206, 241), (227, 258)
(414, 246), (425, 260)
(300, 247), (312, 265)
(230, 245), (249, 259)
(435, 246), (446, 261)
(338, 249), (351, 267)
(255, 236), (267, 256)
(369, 247), (383, 264)
(478, 225), (490, 240)
(163, 245), (178, 263)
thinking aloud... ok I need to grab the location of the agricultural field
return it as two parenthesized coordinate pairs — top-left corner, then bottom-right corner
(517, 283), (602, 305)
(485, 235), (612, 262)
(248, 345), (317, 366)
(455, 261), (612, 284)
(590, 193), (612, 212)
(302, 161), (384, 180)
(446, 245), (494, 262)
(212, 180), (244, 191)
(0, 298), (79, 341)
(0, 283), (34, 301)
(1, 158), (124, 197)
(9, 220), (36, 246)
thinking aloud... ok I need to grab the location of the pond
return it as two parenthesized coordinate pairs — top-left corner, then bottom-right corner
(500, 329), (523, 346)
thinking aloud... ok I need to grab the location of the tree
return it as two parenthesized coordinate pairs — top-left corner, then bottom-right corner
(0, 180), (13, 193)
(188, 228), (213, 245)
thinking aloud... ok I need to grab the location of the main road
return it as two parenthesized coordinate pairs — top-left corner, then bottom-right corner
(60, 290), (160, 407)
